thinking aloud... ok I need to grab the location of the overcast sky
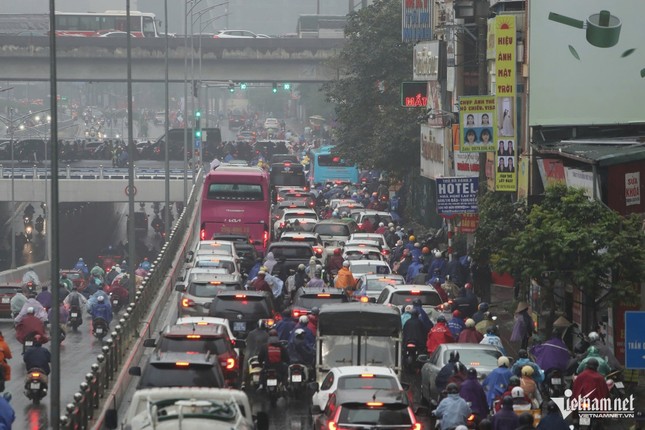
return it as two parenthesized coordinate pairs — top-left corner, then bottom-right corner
(5, 0), (358, 35)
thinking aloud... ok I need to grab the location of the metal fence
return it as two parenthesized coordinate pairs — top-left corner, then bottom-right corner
(59, 170), (203, 429)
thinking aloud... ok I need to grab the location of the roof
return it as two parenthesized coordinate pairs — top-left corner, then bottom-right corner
(318, 303), (401, 336)
(149, 351), (215, 365)
(361, 274), (405, 281)
(216, 290), (269, 298)
(333, 389), (408, 405)
(534, 137), (645, 167)
(269, 241), (313, 248)
(388, 284), (439, 293)
(207, 165), (266, 177)
(332, 366), (399, 377)
(298, 287), (346, 296)
(163, 323), (228, 337)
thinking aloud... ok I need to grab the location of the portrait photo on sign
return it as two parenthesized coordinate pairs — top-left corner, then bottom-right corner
(464, 128), (477, 145)
(498, 97), (515, 137)
(479, 128), (493, 145)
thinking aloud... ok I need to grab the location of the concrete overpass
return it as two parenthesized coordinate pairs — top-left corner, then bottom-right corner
(0, 36), (345, 82)
(0, 166), (192, 202)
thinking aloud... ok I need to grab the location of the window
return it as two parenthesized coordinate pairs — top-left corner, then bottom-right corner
(157, 337), (231, 355)
(294, 294), (347, 309)
(269, 246), (313, 259)
(139, 364), (223, 389)
(320, 372), (335, 391)
(317, 154), (352, 167)
(442, 348), (501, 368)
(188, 283), (226, 298)
(207, 183), (264, 201)
(314, 224), (350, 237)
(338, 404), (411, 425)
(210, 297), (271, 320)
(142, 16), (156, 37)
(376, 290), (390, 304)
(390, 291), (442, 306)
(337, 376), (398, 390)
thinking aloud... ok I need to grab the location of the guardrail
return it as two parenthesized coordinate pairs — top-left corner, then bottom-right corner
(0, 165), (193, 180)
(59, 169), (203, 429)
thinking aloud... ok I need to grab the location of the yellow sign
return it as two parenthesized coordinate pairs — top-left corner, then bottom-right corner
(494, 15), (517, 192)
(459, 95), (496, 153)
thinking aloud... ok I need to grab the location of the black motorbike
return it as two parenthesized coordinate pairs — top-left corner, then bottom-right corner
(543, 368), (565, 398)
(287, 363), (309, 398)
(24, 368), (48, 405)
(110, 293), (124, 313)
(263, 367), (284, 407)
(68, 305), (83, 331)
(92, 317), (109, 340)
(404, 341), (420, 372)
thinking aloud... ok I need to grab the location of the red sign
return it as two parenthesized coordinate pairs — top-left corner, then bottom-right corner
(456, 214), (479, 233)
(401, 82), (428, 107)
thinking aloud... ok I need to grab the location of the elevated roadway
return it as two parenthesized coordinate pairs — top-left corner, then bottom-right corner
(0, 36), (345, 82)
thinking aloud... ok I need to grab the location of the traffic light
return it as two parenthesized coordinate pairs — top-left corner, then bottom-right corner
(240, 82), (248, 90)
(195, 111), (202, 139)
(283, 83), (291, 91)
(228, 82), (235, 93)
(272, 82), (278, 94)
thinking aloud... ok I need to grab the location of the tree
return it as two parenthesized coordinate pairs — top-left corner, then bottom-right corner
(322, 0), (421, 177)
(490, 184), (645, 329)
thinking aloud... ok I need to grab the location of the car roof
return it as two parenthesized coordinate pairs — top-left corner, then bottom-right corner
(298, 287), (346, 296)
(361, 274), (405, 281)
(269, 241), (313, 248)
(385, 284), (439, 293)
(316, 219), (357, 226)
(283, 208), (316, 214)
(188, 272), (238, 283)
(333, 389), (409, 405)
(215, 290), (270, 298)
(280, 232), (318, 238)
(330, 366), (399, 377)
(163, 323), (228, 338)
(148, 351), (215, 366)
(343, 246), (381, 252)
(350, 260), (388, 266)
(438, 343), (502, 353)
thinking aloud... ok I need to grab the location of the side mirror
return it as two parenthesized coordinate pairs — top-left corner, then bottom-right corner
(177, 272), (185, 282)
(234, 339), (246, 349)
(310, 404), (322, 415)
(255, 411), (269, 430)
(128, 366), (141, 376)
(401, 382), (410, 391)
(143, 338), (156, 348)
(105, 409), (118, 429)
(309, 381), (320, 393)
(417, 354), (430, 364)
(369, 297), (376, 303)
(175, 284), (186, 292)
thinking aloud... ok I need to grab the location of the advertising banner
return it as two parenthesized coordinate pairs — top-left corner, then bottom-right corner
(402, 0), (432, 42)
(517, 155), (529, 199)
(420, 125), (449, 179)
(452, 124), (479, 177)
(456, 214), (479, 233)
(413, 41), (444, 81)
(529, 0), (645, 126)
(494, 15), (517, 192)
(565, 167), (598, 199)
(427, 81), (445, 127)
(459, 95), (496, 153)
(625, 172), (641, 206)
(486, 18), (496, 60)
(537, 158), (566, 187)
(436, 177), (479, 215)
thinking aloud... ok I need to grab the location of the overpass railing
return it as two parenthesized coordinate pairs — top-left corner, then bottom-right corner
(59, 169), (203, 429)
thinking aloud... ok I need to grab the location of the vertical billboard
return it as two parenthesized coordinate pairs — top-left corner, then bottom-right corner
(413, 41), (444, 81)
(402, 0), (432, 42)
(459, 95), (496, 153)
(420, 125), (450, 179)
(452, 123), (479, 177)
(494, 15), (517, 192)
(529, 0), (645, 126)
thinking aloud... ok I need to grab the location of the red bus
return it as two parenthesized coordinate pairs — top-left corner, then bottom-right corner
(200, 166), (271, 255)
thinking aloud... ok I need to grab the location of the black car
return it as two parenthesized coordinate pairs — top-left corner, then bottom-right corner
(288, 287), (349, 316)
(208, 290), (276, 339)
(266, 241), (317, 278)
(129, 351), (226, 389)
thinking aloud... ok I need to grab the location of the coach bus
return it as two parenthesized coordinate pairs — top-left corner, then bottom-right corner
(200, 165), (270, 255)
(0, 11), (160, 37)
(309, 145), (359, 186)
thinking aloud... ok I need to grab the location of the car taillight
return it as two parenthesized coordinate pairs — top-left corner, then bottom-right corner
(317, 293), (331, 297)
(187, 335), (201, 339)
(181, 297), (195, 308)
(175, 361), (190, 367)
(410, 290), (421, 294)
(31, 372), (41, 378)
(409, 407), (421, 430)
(359, 296), (369, 303)
(360, 373), (374, 378)
(366, 402), (383, 407)
(226, 358), (236, 369)
(200, 229), (206, 240)
(328, 422), (337, 430)
(263, 230), (269, 248)
(358, 223), (363, 229)
(235, 294), (247, 299)
(313, 246), (323, 254)
(381, 249), (390, 255)
(280, 222), (285, 228)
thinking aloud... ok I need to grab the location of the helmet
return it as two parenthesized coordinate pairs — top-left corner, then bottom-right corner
(333, 248), (342, 256)
(388, 223), (394, 228)
(467, 367), (477, 378)
(299, 315), (309, 324)
(449, 351), (460, 362)
(588, 331), (600, 343)
(521, 365), (534, 377)
(508, 376), (521, 387)
(258, 270), (266, 276)
(409, 235), (415, 242)
(511, 387), (525, 398)
(295, 328), (305, 336)
(79, 257), (84, 262)
(452, 310), (461, 318)
(586, 358), (599, 371)
(268, 329), (278, 337)
(503, 396), (514, 408)
(33, 334), (44, 344)
(446, 383), (459, 394)
(297, 264), (306, 271)
(436, 315), (447, 323)
(414, 242), (421, 248)
(518, 349), (528, 359)
(409, 308), (419, 316)
(465, 318), (475, 328)
(97, 295), (105, 302)
(478, 302), (489, 312)
(342, 261), (350, 267)
(498, 356), (510, 367)
(433, 249), (442, 258)
(26, 307), (35, 314)
(464, 283), (473, 290)
(422, 247), (430, 254)
(310, 307), (320, 315)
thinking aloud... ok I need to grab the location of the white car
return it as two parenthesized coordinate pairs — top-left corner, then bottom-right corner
(342, 245), (385, 262)
(263, 117), (280, 129)
(349, 233), (392, 255)
(311, 366), (405, 412)
(347, 260), (391, 277)
(213, 29), (258, 38)
(376, 284), (447, 321)
(329, 199), (359, 210)
(273, 208), (318, 237)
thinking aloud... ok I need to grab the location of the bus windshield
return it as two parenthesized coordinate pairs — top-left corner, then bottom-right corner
(270, 165), (306, 187)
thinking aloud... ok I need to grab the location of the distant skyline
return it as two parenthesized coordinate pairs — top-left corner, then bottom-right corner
(5, 0), (365, 35)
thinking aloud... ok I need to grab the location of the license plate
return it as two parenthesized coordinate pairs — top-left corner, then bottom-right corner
(113, 300), (118, 305)
(580, 415), (590, 425)
(96, 328), (103, 334)
(615, 381), (624, 389)
(71, 313), (78, 318)
(291, 374), (302, 382)
(551, 378), (561, 385)
(25, 341), (33, 347)
(267, 379), (277, 387)
(233, 322), (246, 332)
(1, 298), (8, 303)
(252, 374), (259, 382)
(30, 382), (40, 389)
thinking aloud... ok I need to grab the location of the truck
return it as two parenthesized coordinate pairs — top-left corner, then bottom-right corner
(315, 302), (402, 383)
(106, 387), (268, 430)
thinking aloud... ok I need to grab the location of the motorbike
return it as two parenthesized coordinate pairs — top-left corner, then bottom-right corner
(92, 317), (109, 340)
(247, 356), (263, 389)
(606, 369), (626, 401)
(263, 367), (283, 407)
(543, 368), (565, 398)
(24, 222), (34, 242)
(35, 217), (44, 234)
(68, 305), (83, 331)
(403, 341), (420, 373)
(287, 363), (309, 397)
(24, 368), (48, 405)
(110, 293), (124, 313)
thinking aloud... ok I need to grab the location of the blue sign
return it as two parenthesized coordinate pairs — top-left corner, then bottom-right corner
(625, 311), (645, 369)
(194, 139), (201, 149)
(436, 177), (478, 215)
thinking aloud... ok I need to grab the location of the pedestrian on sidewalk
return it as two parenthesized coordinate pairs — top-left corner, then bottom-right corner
(511, 302), (534, 350)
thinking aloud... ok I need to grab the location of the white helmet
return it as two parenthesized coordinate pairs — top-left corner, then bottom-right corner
(497, 356), (510, 367)
(433, 249), (442, 258)
(588, 331), (600, 343)
(511, 387), (525, 398)
(299, 315), (309, 324)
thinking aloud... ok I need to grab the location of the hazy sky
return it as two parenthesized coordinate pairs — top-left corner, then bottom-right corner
(4, 0), (358, 35)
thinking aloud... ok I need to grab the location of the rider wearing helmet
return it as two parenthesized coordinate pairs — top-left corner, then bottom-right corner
(576, 346), (611, 376)
(426, 314), (453, 354)
(472, 302), (489, 324)
(326, 248), (345, 276)
(491, 396), (520, 429)
(460, 368), (489, 417)
(536, 401), (569, 430)
(510, 387), (532, 412)
(482, 356), (513, 409)
(89, 295), (113, 325)
(15, 307), (49, 345)
(73, 257), (89, 278)
(435, 351), (466, 393)
(480, 325), (506, 354)
(458, 318), (484, 343)
(23, 334), (51, 375)
(402, 308), (428, 353)
(519, 365), (542, 407)
(434, 382), (470, 430)
(510, 349), (544, 384)
(572, 358), (609, 404)
(587, 331), (622, 371)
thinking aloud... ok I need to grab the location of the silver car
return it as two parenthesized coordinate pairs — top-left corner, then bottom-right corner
(418, 343), (502, 403)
